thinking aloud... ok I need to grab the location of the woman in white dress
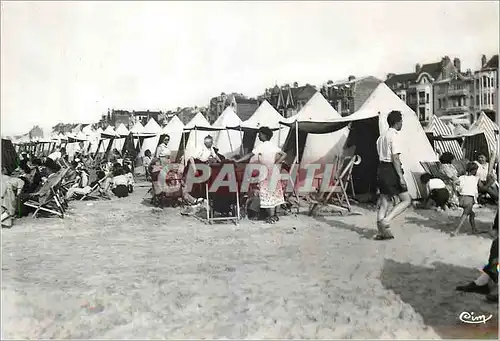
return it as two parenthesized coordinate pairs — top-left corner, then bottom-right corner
(233, 127), (287, 224)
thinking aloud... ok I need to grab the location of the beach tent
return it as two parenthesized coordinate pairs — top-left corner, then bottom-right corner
(114, 123), (129, 152)
(211, 106), (242, 157)
(160, 115), (184, 161)
(180, 112), (214, 161)
(229, 100), (288, 153)
(288, 83), (437, 198)
(280, 92), (350, 189)
(462, 112), (499, 160)
(139, 118), (163, 158)
(425, 116), (463, 159)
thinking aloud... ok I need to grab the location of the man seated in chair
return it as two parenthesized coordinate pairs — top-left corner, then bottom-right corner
(189, 135), (225, 165)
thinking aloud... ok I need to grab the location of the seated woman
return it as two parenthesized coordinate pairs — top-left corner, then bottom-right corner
(1, 166), (25, 227)
(111, 166), (130, 198)
(475, 152), (498, 203)
(439, 152), (460, 208)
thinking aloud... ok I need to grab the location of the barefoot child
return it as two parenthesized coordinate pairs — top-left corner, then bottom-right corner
(452, 162), (480, 236)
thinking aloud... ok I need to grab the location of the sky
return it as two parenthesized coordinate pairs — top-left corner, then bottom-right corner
(1, 1), (499, 136)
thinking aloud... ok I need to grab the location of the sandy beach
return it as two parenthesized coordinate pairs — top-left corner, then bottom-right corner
(1, 184), (498, 339)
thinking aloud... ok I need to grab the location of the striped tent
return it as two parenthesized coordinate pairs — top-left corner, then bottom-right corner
(462, 112), (499, 160)
(426, 116), (463, 159)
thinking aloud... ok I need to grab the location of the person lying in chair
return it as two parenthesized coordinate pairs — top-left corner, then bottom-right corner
(66, 170), (108, 201)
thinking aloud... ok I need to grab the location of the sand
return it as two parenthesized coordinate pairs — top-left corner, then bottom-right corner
(1, 184), (498, 339)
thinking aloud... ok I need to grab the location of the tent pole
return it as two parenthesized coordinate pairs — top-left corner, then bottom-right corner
(238, 127), (244, 155)
(226, 129), (233, 155)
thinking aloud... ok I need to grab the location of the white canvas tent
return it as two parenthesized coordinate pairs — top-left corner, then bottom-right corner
(305, 83), (437, 198)
(162, 115), (185, 160)
(211, 107), (242, 157)
(140, 118), (163, 158)
(233, 100), (288, 151)
(114, 123), (130, 152)
(280, 92), (351, 190)
(183, 112), (213, 159)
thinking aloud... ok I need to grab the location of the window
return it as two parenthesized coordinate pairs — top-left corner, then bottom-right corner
(488, 93), (491, 105)
(438, 98), (442, 109)
(484, 93), (487, 105)
(426, 93), (429, 104)
(476, 95), (480, 106)
(483, 77), (487, 87)
(493, 93), (496, 106)
(419, 107), (426, 121)
(476, 79), (480, 89)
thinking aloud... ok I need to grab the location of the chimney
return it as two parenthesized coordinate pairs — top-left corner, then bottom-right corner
(481, 55), (487, 67)
(453, 58), (461, 72)
(386, 73), (396, 80)
(348, 75), (355, 81)
(415, 63), (421, 74)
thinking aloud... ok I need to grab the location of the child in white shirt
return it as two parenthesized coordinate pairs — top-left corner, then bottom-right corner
(420, 173), (450, 211)
(452, 162), (480, 236)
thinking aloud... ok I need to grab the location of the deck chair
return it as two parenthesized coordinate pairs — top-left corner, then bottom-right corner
(23, 169), (68, 218)
(308, 154), (362, 216)
(78, 177), (111, 201)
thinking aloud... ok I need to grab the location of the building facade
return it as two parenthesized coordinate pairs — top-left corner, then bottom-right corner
(259, 83), (317, 118)
(385, 56), (471, 123)
(208, 93), (259, 123)
(473, 54), (498, 122)
(98, 109), (165, 128)
(320, 76), (382, 116)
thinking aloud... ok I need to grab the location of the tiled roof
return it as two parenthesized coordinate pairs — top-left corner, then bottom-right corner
(483, 55), (499, 70)
(235, 97), (258, 105)
(419, 62), (442, 79)
(291, 84), (317, 102)
(385, 73), (417, 87)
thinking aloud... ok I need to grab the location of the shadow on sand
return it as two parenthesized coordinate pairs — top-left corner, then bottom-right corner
(406, 213), (493, 239)
(313, 215), (378, 240)
(381, 259), (498, 339)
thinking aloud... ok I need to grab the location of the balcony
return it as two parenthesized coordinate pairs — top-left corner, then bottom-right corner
(418, 98), (428, 105)
(447, 88), (469, 96)
(446, 105), (469, 113)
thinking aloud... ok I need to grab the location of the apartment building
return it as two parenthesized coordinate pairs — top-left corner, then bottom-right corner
(473, 54), (498, 122)
(320, 76), (382, 116)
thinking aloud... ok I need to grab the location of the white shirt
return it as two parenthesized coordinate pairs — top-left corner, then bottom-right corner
(195, 145), (218, 162)
(475, 161), (489, 182)
(48, 151), (62, 161)
(458, 175), (479, 198)
(376, 128), (402, 162)
(426, 178), (446, 192)
(156, 143), (171, 158)
(113, 175), (128, 187)
(252, 140), (282, 165)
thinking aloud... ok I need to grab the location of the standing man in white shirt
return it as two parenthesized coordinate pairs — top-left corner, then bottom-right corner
(156, 134), (172, 165)
(375, 111), (412, 240)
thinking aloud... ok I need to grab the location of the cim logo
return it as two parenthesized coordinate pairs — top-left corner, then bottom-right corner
(459, 311), (493, 324)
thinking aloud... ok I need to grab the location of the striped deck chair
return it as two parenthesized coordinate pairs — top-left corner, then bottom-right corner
(308, 154), (362, 216)
(24, 169), (68, 218)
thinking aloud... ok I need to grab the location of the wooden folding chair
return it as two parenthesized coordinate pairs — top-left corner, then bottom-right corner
(24, 170), (67, 218)
(79, 177), (111, 201)
(308, 155), (362, 216)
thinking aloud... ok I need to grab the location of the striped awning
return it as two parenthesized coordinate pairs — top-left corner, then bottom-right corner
(463, 112), (499, 159)
(427, 116), (464, 160)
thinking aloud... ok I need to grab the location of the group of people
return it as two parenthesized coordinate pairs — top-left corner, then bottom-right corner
(146, 128), (289, 223)
(1, 144), (138, 228)
(376, 110), (498, 302)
